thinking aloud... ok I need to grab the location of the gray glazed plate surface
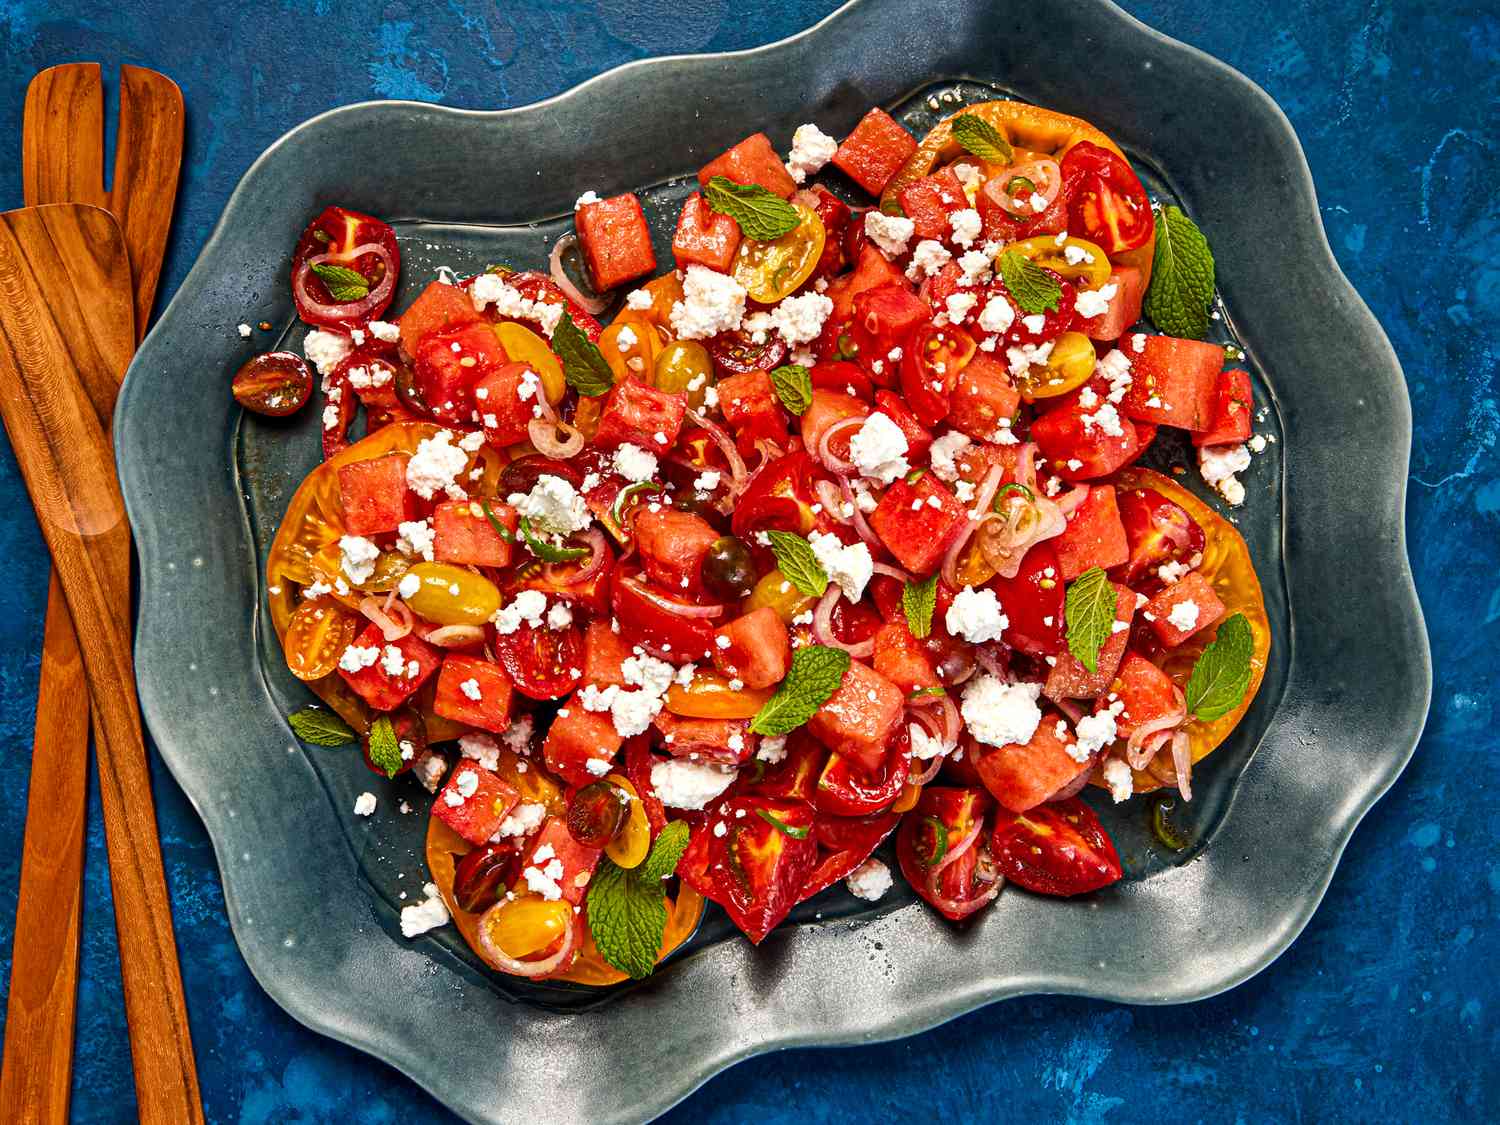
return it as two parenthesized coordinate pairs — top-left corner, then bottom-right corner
(115, 0), (1430, 1121)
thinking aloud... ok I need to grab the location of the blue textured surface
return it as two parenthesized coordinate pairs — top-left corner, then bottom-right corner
(0, 1), (1490, 1121)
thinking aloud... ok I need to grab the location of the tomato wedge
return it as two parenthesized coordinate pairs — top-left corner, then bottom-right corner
(900, 322), (975, 427)
(493, 621), (584, 700)
(702, 796), (818, 943)
(799, 809), (901, 903)
(988, 797), (1123, 896)
(814, 742), (911, 817)
(1059, 141), (1154, 254)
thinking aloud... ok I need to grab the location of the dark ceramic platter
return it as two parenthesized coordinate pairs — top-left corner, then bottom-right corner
(115, 0), (1430, 1120)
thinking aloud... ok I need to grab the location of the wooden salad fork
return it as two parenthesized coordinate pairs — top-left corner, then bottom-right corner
(0, 66), (194, 1125)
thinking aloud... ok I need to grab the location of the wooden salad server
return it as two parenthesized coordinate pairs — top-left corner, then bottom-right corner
(0, 66), (183, 1125)
(0, 205), (203, 1124)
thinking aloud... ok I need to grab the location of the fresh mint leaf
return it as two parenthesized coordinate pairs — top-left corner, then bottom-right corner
(639, 820), (692, 884)
(997, 250), (1062, 314)
(750, 645), (850, 736)
(288, 707), (355, 746)
(553, 308), (614, 397)
(903, 572), (938, 639)
(366, 716), (403, 779)
(586, 822), (693, 979)
(1184, 612), (1254, 721)
(310, 262), (370, 303)
(766, 531), (828, 598)
(703, 175), (800, 241)
(1143, 205), (1216, 339)
(1065, 567), (1118, 675)
(769, 363), (813, 416)
(950, 113), (1014, 165)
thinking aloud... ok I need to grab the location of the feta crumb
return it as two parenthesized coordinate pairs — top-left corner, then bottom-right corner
(1198, 443), (1251, 507)
(757, 735), (788, 764)
(338, 535), (380, 585)
(493, 589), (548, 634)
(302, 329), (352, 377)
(575, 190), (600, 209)
(237, 322), (252, 338)
(459, 677), (483, 701)
(494, 801), (546, 838)
(784, 123), (838, 183)
(808, 531), (875, 602)
(928, 431), (972, 481)
(625, 288), (654, 311)
(849, 412), (910, 484)
(396, 519), (435, 562)
(398, 572), (422, 600)
(769, 291), (834, 346)
(650, 759), (737, 810)
(845, 858), (894, 901)
(406, 430), (470, 501)
(507, 474), (590, 535)
(960, 676), (1042, 749)
(368, 320), (400, 342)
(353, 792), (377, 817)
(947, 208), (982, 248)
(1103, 758), (1134, 803)
(459, 732), (501, 770)
(400, 882), (450, 937)
(669, 265), (747, 340)
(612, 443), (658, 483)
(906, 239), (952, 280)
(864, 211), (916, 258)
(1168, 599), (1201, 633)
(1073, 708), (1119, 761)
(945, 586), (1008, 644)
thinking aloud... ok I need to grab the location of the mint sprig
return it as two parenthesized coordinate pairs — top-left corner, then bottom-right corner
(1184, 612), (1254, 721)
(288, 707), (356, 746)
(950, 113), (1014, 165)
(585, 821), (691, 979)
(750, 645), (850, 736)
(366, 716), (403, 778)
(1143, 205), (1215, 339)
(997, 250), (1062, 315)
(310, 262), (370, 303)
(766, 531), (828, 598)
(1065, 567), (1119, 675)
(703, 176), (800, 241)
(902, 572), (938, 639)
(769, 363), (812, 416)
(553, 309), (614, 397)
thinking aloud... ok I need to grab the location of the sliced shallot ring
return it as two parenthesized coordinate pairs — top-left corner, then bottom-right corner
(1125, 683), (1187, 770)
(547, 233), (611, 314)
(931, 818), (983, 877)
(477, 908), (579, 978)
(685, 407), (750, 497)
(836, 476), (881, 549)
(529, 417), (585, 459)
(542, 526), (609, 585)
(359, 595), (413, 641)
(624, 575), (725, 618)
(1046, 762), (1095, 802)
(811, 585), (874, 658)
(994, 157), (1062, 218)
(293, 242), (397, 323)
(1055, 484), (1091, 518)
(423, 624), (487, 648)
(941, 465), (1005, 588)
(817, 415), (868, 476)
(871, 561), (915, 584)
(1170, 729), (1194, 803)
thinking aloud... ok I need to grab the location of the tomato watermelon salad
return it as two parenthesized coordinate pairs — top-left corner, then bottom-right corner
(243, 99), (1271, 985)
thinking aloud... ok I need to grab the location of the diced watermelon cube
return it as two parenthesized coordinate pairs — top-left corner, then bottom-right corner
(397, 280), (482, 359)
(697, 132), (797, 199)
(807, 660), (904, 773)
(521, 817), (602, 905)
(431, 499), (514, 567)
(898, 167), (968, 241)
(712, 606), (791, 690)
(1032, 401), (1154, 482)
(337, 623), (441, 711)
(1142, 570), (1226, 647)
(1080, 266), (1145, 342)
(1193, 368), (1254, 447)
(717, 369), (786, 438)
(593, 379), (687, 451)
(432, 763), (521, 845)
(413, 322), (506, 426)
(823, 243), (909, 327)
(635, 508), (719, 593)
(832, 108), (917, 195)
(799, 388), (866, 458)
(575, 192), (657, 291)
(971, 712), (1085, 814)
(543, 698), (623, 786)
(1053, 484), (1129, 580)
(1121, 335), (1222, 431)
(337, 452), (413, 535)
(1105, 652), (1180, 740)
(1043, 580), (1135, 701)
(582, 620), (630, 687)
(872, 619), (941, 694)
(653, 713), (754, 764)
(473, 360), (542, 447)
(432, 653), (515, 732)
(950, 353), (1022, 441)
(672, 191), (742, 273)
(851, 284), (929, 361)
(869, 475), (967, 575)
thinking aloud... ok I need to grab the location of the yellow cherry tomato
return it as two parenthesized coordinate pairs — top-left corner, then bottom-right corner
(1016, 331), (1098, 400)
(603, 775), (651, 869)
(653, 340), (715, 409)
(599, 320), (662, 384)
(402, 562), (502, 626)
(493, 322), (565, 404)
(1004, 234), (1113, 290)
(283, 600), (358, 681)
(731, 203), (826, 304)
(665, 671), (774, 719)
(481, 893), (573, 959)
(744, 568), (817, 624)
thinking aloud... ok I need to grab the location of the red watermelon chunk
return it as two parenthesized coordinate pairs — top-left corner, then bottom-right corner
(432, 763), (521, 846)
(1053, 484), (1129, 580)
(1120, 335), (1221, 431)
(337, 452), (413, 535)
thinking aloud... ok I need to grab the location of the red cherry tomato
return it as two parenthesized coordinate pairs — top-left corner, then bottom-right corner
(805, 187), (852, 280)
(731, 451), (830, 540)
(1111, 486), (1207, 591)
(814, 741), (911, 817)
(900, 322), (976, 427)
(291, 205), (400, 330)
(896, 786), (997, 921)
(990, 539), (1066, 656)
(624, 736), (669, 838)
(707, 796), (818, 943)
(493, 622), (584, 700)
(740, 731), (827, 803)
(453, 840), (523, 912)
(810, 360), (875, 401)
(1059, 141), (1155, 254)
(988, 797), (1123, 896)
(609, 570), (717, 662)
(708, 330), (788, 377)
(990, 270), (1077, 347)
(799, 808), (901, 902)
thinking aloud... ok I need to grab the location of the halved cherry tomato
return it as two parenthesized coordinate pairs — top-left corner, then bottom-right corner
(803, 186), (852, 280)
(731, 202), (826, 303)
(731, 450), (829, 540)
(233, 352), (313, 416)
(810, 360), (875, 401)
(896, 786), (996, 921)
(740, 732), (827, 802)
(504, 270), (605, 341)
(1004, 234), (1112, 290)
(291, 205), (400, 329)
(988, 796), (1123, 896)
(990, 539), (1066, 655)
(706, 796), (818, 943)
(1015, 331), (1097, 400)
(453, 840), (523, 913)
(798, 808), (900, 902)
(900, 322), (976, 427)
(493, 622), (583, 700)
(624, 737), (668, 837)
(1112, 485), (1207, 590)
(284, 600), (358, 681)
(815, 743), (911, 817)
(609, 570), (717, 662)
(1059, 141), (1154, 254)
(708, 329), (788, 377)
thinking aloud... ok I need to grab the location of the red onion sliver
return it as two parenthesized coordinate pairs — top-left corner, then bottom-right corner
(685, 407), (749, 498)
(836, 476), (881, 549)
(477, 909), (579, 978)
(529, 417), (585, 459)
(811, 585), (874, 658)
(547, 233), (611, 315)
(542, 527), (609, 586)
(423, 624), (487, 648)
(359, 596), (413, 641)
(817, 415), (868, 476)
(932, 818), (983, 876)
(941, 465), (1004, 588)
(293, 242), (397, 324)
(1170, 729), (1194, 802)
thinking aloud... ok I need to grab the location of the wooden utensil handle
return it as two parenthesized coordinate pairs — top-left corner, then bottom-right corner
(0, 580), (88, 1125)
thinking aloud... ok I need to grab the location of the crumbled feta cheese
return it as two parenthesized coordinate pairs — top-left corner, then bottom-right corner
(395, 519), (435, 562)
(945, 586), (1008, 644)
(609, 688), (663, 738)
(303, 329), (352, 377)
(1073, 708), (1119, 761)
(948, 208), (982, 248)
(379, 645), (407, 677)
(523, 859), (566, 901)
(507, 474), (590, 536)
(1080, 401), (1125, 438)
(493, 589), (548, 634)
(849, 412), (910, 484)
(650, 759), (738, 810)
(960, 676), (1042, 749)
(784, 123), (838, 183)
(1074, 282), (1118, 320)
(459, 732), (500, 770)
(928, 431), (972, 481)
(612, 443), (658, 483)
(808, 531), (875, 601)
(909, 722), (950, 761)
(353, 792), (377, 817)
(945, 291), (979, 324)
(625, 288), (654, 311)
(864, 211), (916, 258)
(906, 239), (952, 280)
(397, 572), (422, 600)
(669, 265), (747, 339)
(757, 734), (788, 764)
(546, 601), (573, 631)
(584, 757), (612, 777)
(237, 322), (252, 339)
(458, 677), (483, 702)
(339, 535), (380, 585)
(406, 430), (470, 501)
(694, 469), (722, 492)
(845, 857), (894, 901)
(1199, 443), (1251, 506)
(494, 800), (546, 839)
(400, 882), (450, 937)
(368, 320), (400, 342)
(575, 190), (600, 209)
(1103, 758), (1134, 803)
(1168, 600), (1201, 632)
(413, 751), (447, 792)
(977, 294), (1016, 335)
(470, 272), (563, 337)
(769, 291), (834, 346)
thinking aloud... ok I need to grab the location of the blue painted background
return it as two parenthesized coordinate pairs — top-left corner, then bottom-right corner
(0, 1), (1494, 1120)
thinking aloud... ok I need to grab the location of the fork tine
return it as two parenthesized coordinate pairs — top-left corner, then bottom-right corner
(111, 66), (183, 341)
(22, 64), (108, 211)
